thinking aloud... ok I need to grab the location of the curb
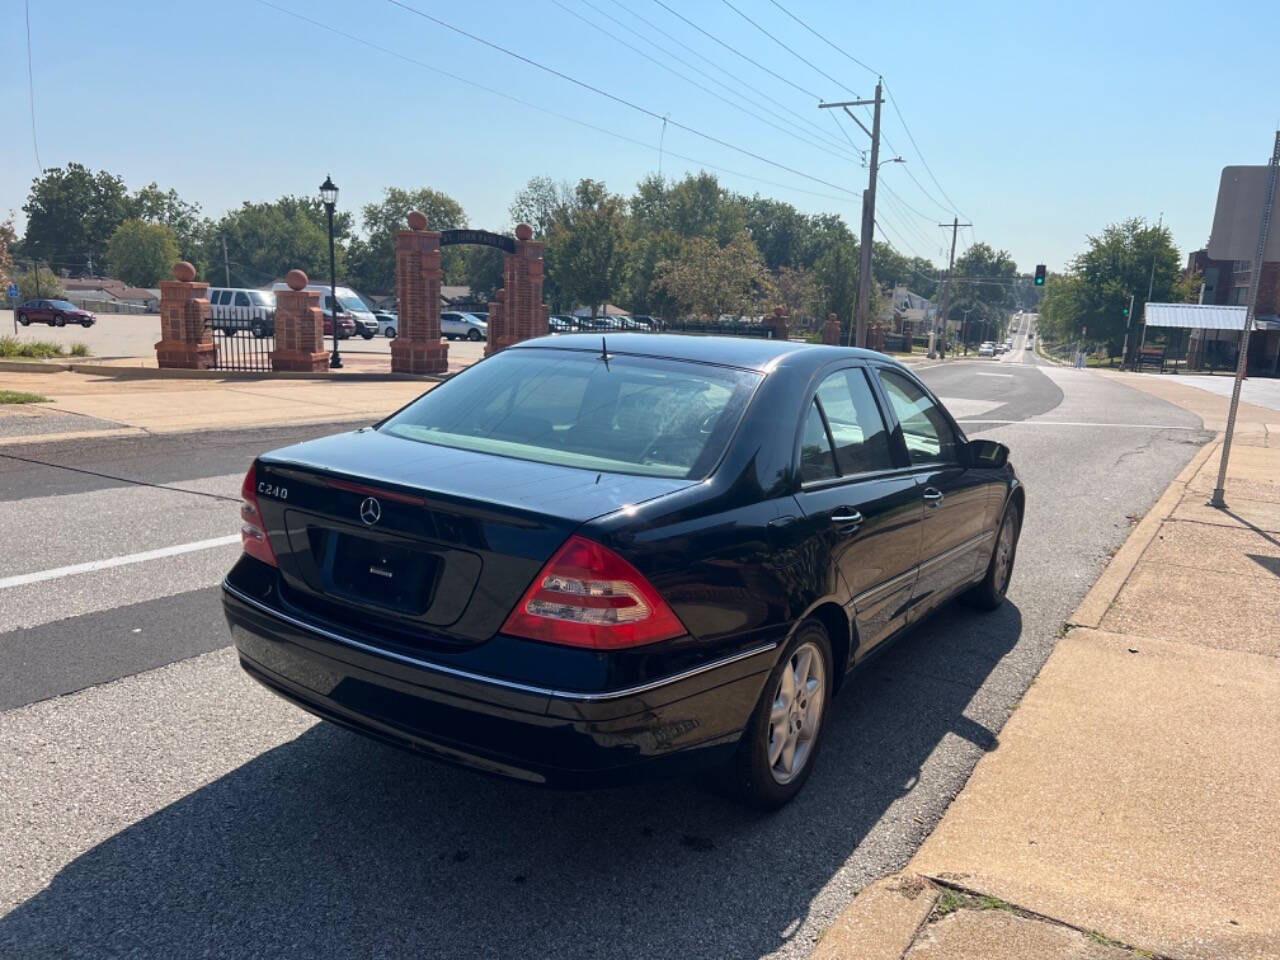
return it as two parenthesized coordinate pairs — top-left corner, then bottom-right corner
(811, 873), (939, 960)
(1067, 436), (1222, 629)
(0, 358), (454, 382)
(0, 413), (379, 448)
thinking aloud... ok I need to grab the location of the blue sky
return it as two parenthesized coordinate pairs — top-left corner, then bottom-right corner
(3, 0), (1277, 272)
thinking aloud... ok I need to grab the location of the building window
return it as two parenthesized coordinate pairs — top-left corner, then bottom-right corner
(1234, 286), (1249, 305)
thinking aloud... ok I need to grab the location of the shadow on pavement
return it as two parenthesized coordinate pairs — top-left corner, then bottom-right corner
(1, 602), (1021, 960)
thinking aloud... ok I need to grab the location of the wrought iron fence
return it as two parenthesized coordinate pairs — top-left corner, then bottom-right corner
(205, 307), (275, 372)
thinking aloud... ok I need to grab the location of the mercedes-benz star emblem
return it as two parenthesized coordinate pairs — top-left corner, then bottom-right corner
(359, 497), (381, 526)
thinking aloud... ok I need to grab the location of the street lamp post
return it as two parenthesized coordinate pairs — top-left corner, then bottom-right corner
(961, 307), (973, 355)
(320, 175), (342, 370)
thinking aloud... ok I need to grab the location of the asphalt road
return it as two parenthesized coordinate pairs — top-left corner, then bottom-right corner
(0, 338), (1211, 959)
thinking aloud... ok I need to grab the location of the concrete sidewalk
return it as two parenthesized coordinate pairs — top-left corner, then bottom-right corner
(815, 375), (1280, 960)
(0, 368), (438, 444)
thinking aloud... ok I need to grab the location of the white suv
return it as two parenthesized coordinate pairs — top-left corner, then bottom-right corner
(441, 311), (487, 341)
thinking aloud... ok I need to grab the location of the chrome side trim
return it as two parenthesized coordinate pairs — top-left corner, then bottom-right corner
(222, 580), (777, 703)
(918, 530), (995, 572)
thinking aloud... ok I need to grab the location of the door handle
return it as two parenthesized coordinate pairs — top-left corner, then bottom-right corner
(923, 487), (944, 507)
(831, 509), (863, 529)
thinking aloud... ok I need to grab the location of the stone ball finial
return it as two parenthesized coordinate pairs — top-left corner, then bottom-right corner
(172, 261), (196, 283)
(407, 210), (428, 231)
(286, 269), (309, 291)
(515, 223), (533, 241)
(828, 312), (837, 322)
(773, 305), (785, 317)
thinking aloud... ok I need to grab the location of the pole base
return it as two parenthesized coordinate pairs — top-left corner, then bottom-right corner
(329, 352), (343, 369)
(1208, 489), (1227, 509)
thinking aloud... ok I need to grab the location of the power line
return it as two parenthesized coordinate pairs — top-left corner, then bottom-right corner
(884, 81), (968, 219)
(763, 0), (878, 77)
(383, 0), (859, 197)
(719, 0), (858, 98)
(254, 1), (861, 209)
(553, 0), (864, 165)
(24, 0), (42, 173)
(647, 0), (821, 101)
(604, 0), (855, 152)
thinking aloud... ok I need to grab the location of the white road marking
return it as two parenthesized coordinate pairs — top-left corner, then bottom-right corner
(957, 419), (1194, 429)
(936, 397), (1004, 418)
(0, 535), (241, 590)
(975, 373), (1014, 378)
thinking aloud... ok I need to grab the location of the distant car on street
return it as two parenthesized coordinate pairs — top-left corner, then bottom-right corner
(16, 298), (96, 328)
(442, 311), (487, 341)
(272, 282), (375, 339)
(978, 342), (995, 358)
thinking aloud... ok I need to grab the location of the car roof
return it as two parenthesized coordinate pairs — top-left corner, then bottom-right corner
(510, 333), (898, 373)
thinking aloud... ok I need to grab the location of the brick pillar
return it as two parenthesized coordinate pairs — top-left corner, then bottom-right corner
(869, 322), (886, 353)
(155, 261), (215, 369)
(271, 269), (328, 371)
(768, 306), (789, 342)
(390, 210), (448, 375)
(821, 312), (841, 345)
(487, 223), (548, 354)
(484, 289), (507, 357)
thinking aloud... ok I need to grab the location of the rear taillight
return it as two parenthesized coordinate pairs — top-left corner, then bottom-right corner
(239, 463), (278, 567)
(501, 535), (686, 649)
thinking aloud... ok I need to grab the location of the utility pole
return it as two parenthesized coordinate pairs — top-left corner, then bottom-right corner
(819, 81), (885, 348)
(1210, 130), (1279, 508)
(932, 217), (971, 357)
(1120, 292), (1136, 368)
(222, 235), (231, 287)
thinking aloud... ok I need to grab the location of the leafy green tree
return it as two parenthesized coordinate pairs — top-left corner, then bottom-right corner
(776, 265), (820, 325)
(22, 164), (129, 274)
(946, 242), (1018, 323)
(743, 195), (811, 270)
(347, 187), (465, 295)
(655, 230), (774, 317)
(813, 234), (860, 334)
(0, 214), (14, 291)
(206, 197), (351, 287)
(550, 179), (628, 317)
(107, 220), (181, 287)
(509, 176), (571, 237)
(17, 265), (65, 300)
(127, 184), (204, 262)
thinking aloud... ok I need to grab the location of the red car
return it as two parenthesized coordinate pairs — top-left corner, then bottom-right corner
(16, 299), (96, 328)
(323, 310), (357, 339)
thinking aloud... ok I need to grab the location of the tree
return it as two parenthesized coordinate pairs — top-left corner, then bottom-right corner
(22, 164), (129, 274)
(776, 266), (820, 325)
(0, 214), (14, 291)
(107, 220), (181, 287)
(550, 179), (629, 316)
(655, 230), (774, 317)
(207, 197), (351, 287)
(509, 176), (571, 238)
(127, 183), (204, 261)
(17, 265), (65, 301)
(744, 196), (811, 271)
(346, 187), (466, 295)
(947, 242), (1018, 325)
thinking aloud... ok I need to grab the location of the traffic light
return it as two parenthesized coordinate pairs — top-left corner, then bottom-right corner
(1121, 303), (1129, 317)
(1034, 264), (1046, 286)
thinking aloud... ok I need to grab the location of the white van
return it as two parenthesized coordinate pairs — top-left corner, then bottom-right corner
(207, 288), (276, 338)
(271, 282), (377, 340)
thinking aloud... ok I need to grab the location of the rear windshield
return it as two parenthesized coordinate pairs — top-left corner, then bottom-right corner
(380, 348), (761, 479)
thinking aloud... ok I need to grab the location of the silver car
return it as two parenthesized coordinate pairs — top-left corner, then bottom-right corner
(442, 311), (488, 341)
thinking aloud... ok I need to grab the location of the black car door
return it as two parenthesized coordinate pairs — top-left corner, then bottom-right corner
(873, 365), (994, 619)
(791, 365), (922, 658)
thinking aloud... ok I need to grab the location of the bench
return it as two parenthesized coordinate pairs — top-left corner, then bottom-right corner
(1136, 345), (1166, 372)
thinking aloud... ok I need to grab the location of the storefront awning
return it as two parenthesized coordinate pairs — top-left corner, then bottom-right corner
(1144, 303), (1247, 330)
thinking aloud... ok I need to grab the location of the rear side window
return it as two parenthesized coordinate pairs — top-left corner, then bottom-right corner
(799, 400), (837, 481)
(381, 349), (761, 479)
(813, 369), (894, 475)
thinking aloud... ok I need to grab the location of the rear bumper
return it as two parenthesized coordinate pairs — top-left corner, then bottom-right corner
(221, 581), (775, 787)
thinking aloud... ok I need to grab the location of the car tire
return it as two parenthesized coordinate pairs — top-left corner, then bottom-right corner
(723, 620), (833, 810)
(82, 320), (93, 327)
(54, 316), (66, 327)
(251, 322), (266, 338)
(17, 313), (29, 326)
(361, 331), (374, 340)
(385, 328), (396, 339)
(467, 328), (483, 341)
(963, 499), (1022, 611)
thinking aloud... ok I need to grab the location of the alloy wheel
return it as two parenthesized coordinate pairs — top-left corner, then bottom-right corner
(767, 641), (826, 784)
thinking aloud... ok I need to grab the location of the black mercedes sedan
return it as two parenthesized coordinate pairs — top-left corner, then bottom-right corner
(222, 335), (1022, 808)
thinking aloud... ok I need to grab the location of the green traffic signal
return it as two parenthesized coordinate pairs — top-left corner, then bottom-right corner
(1121, 305), (1129, 317)
(1034, 264), (1046, 286)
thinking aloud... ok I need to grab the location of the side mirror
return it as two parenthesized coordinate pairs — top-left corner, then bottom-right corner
(967, 438), (1009, 469)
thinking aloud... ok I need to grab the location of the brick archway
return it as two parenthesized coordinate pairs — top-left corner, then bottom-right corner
(391, 214), (548, 374)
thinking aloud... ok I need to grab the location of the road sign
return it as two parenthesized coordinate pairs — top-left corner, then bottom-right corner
(1208, 166), (1280, 260)
(6, 283), (17, 300)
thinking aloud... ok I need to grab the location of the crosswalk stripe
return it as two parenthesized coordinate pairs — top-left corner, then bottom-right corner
(0, 535), (241, 590)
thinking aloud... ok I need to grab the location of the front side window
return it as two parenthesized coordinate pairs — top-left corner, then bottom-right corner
(877, 368), (960, 465)
(381, 349), (760, 479)
(813, 369), (894, 475)
(233, 291), (250, 307)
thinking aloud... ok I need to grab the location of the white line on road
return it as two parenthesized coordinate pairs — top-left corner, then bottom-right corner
(975, 373), (1014, 378)
(0, 535), (240, 590)
(958, 419), (1195, 429)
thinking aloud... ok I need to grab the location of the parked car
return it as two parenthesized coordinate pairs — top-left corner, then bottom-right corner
(978, 342), (995, 357)
(207, 288), (276, 337)
(271, 282), (376, 339)
(374, 311), (398, 338)
(15, 299), (96, 328)
(442, 311), (487, 341)
(549, 314), (578, 333)
(223, 335), (1023, 808)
